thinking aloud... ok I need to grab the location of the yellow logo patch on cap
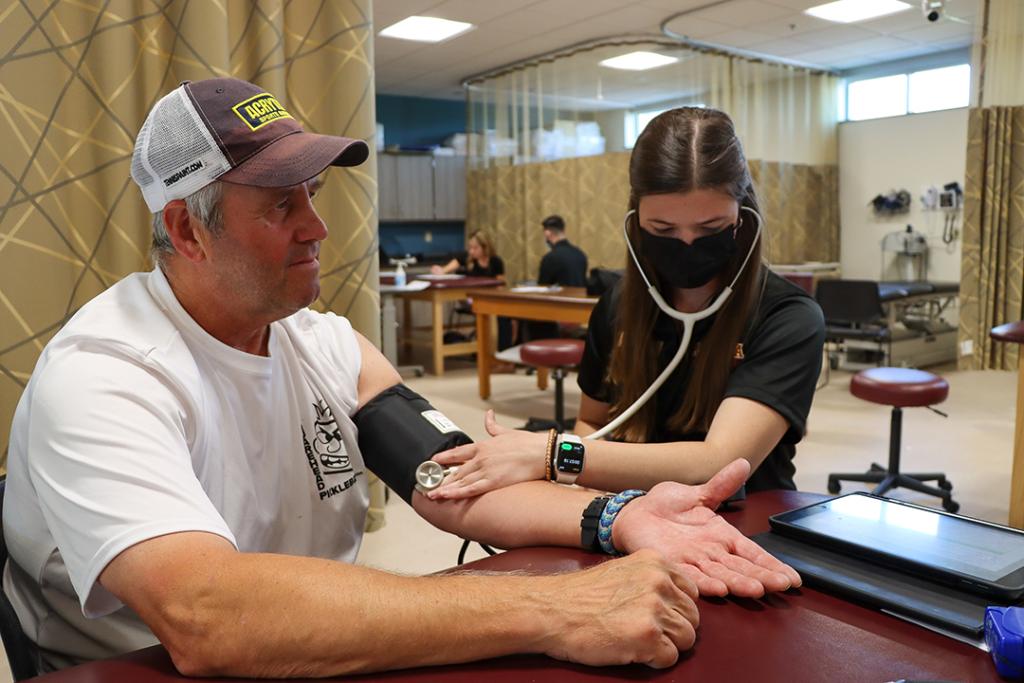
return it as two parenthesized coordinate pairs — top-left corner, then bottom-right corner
(232, 93), (293, 131)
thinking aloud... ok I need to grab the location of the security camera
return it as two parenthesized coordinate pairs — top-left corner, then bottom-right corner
(922, 0), (945, 22)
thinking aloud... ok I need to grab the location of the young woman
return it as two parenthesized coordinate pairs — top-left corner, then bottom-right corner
(432, 230), (505, 279)
(426, 107), (825, 499)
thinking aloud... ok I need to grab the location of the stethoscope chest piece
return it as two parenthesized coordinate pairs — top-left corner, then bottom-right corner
(415, 460), (458, 493)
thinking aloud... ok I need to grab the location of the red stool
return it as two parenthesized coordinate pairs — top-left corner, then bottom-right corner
(519, 338), (585, 431)
(827, 367), (958, 512)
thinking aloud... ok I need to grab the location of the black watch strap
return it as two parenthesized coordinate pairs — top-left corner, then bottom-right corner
(580, 495), (611, 551)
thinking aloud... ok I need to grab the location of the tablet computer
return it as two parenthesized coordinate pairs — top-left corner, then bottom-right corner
(769, 492), (1024, 601)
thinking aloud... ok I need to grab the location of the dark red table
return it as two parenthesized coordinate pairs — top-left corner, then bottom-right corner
(29, 491), (1001, 682)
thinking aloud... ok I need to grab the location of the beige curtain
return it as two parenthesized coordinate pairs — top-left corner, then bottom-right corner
(0, 0), (381, 516)
(958, 0), (1024, 371)
(464, 40), (839, 282)
(958, 107), (1024, 371)
(467, 155), (838, 284)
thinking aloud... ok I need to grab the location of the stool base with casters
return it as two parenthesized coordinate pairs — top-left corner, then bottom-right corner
(517, 339), (585, 433)
(827, 367), (959, 513)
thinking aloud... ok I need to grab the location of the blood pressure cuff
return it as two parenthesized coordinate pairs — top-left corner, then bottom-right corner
(354, 384), (473, 504)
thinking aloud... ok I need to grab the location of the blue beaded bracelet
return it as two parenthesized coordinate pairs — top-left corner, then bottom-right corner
(596, 489), (647, 556)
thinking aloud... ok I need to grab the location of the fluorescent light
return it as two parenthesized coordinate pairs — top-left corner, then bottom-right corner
(379, 16), (473, 43)
(600, 51), (678, 71)
(805, 0), (911, 23)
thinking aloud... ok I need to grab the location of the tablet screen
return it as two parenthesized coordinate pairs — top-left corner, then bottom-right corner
(782, 495), (1024, 582)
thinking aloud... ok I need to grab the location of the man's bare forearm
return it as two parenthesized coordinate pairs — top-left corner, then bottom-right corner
(109, 537), (559, 678)
(414, 481), (598, 549)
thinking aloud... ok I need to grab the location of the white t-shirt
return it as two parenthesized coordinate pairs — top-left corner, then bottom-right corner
(3, 268), (369, 672)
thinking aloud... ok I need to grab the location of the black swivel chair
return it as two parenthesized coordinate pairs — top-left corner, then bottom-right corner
(0, 478), (39, 681)
(815, 279), (891, 371)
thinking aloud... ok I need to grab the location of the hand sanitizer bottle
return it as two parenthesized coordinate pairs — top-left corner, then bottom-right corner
(394, 260), (406, 287)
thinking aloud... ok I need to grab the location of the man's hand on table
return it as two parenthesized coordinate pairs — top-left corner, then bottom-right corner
(613, 459), (802, 598)
(537, 549), (699, 668)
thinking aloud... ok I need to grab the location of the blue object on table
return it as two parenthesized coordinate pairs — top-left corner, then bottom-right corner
(986, 606), (1024, 678)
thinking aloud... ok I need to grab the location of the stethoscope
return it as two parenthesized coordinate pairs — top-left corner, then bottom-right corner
(414, 205), (762, 490)
(585, 205), (763, 441)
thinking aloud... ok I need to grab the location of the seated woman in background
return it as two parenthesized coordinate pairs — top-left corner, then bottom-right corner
(423, 106), (826, 499)
(432, 230), (505, 279)
(432, 230), (514, 354)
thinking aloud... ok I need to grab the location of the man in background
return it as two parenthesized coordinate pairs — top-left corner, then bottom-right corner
(538, 215), (587, 287)
(521, 215), (589, 342)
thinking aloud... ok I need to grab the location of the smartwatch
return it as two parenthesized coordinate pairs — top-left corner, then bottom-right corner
(553, 433), (585, 485)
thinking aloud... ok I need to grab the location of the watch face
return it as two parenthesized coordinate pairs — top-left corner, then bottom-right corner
(557, 441), (584, 474)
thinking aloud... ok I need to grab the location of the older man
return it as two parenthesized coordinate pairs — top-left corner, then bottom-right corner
(3, 78), (798, 677)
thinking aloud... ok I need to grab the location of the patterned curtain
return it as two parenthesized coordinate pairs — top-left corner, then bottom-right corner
(467, 155), (839, 284)
(957, 0), (1024, 371)
(958, 106), (1024, 371)
(0, 1), (380, 500)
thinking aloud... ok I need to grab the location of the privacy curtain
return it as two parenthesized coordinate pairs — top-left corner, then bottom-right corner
(959, 0), (1024, 370)
(464, 39), (840, 284)
(0, 0), (382, 526)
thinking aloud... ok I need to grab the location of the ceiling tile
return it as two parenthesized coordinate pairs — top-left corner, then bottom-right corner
(751, 13), (836, 38)
(894, 20), (976, 43)
(857, 8), (937, 34)
(660, 15), (735, 39)
(640, 0), (721, 12)
(702, 27), (778, 47)
(585, 4), (677, 33)
(374, 37), (431, 66)
(765, 0), (834, 9)
(689, 0), (797, 26)
(840, 35), (918, 57)
(375, 0), (447, 29)
(798, 24), (881, 47)
(747, 36), (820, 57)
(424, 0), (531, 25)
(538, 0), (629, 19)
(483, 8), (582, 35)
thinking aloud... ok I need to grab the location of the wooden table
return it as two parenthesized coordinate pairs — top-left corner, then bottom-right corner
(393, 276), (503, 376)
(991, 320), (1024, 527)
(29, 491), (1002, 682)
(470, 287), (597, 399)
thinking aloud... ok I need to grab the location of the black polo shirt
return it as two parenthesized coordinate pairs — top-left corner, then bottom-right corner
(538, 240), (588, 287)
(457, 254), (504, 278)
(577, 269), (825, 492)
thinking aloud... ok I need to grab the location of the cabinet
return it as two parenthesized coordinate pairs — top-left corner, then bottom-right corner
(377, 153), (465, 221)
(432, 157), (466, 220)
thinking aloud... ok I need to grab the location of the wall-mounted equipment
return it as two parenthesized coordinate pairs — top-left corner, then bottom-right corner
(871, 189), (912, 217)
(922, 181), (962, 245)
(881, 224), (928, 281)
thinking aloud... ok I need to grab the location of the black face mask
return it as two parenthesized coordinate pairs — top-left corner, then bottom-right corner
(637, 224), (738, 289)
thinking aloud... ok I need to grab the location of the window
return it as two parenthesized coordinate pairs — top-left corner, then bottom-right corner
(847, 74), (908, 121)
(909, 64), (971, 113)
(845, 63), (971, 121)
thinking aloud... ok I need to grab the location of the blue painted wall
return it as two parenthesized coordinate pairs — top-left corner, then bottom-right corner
(376, 94), (466, 148)
(380, 221), (465, 261)
(376, 94), (468, 257)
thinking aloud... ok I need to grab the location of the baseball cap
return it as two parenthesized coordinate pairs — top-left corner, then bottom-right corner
(130, 78), (369, 213)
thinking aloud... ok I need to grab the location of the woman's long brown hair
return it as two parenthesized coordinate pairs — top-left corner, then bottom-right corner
(608, 107), (765, 441)
(468, 230), (494, 263)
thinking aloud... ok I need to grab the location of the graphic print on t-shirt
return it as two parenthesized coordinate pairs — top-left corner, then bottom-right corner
(301, 397), (364, 501)
(311, 399), (350, 473)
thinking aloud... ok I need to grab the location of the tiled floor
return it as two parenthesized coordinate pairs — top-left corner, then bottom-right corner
(356, 361), (1017, 576)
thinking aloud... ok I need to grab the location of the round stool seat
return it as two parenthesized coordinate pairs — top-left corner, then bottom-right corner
(850, 367), (948, 407)
(519, 338), (585, 369)
(991, 320), (1024, 344)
